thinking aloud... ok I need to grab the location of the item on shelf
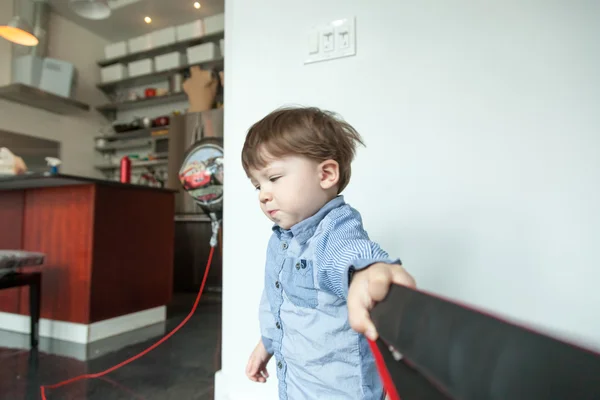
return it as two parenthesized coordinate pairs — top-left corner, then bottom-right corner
(145, 88), (157, 98)
(183, 66), (219, 113)
(152, 128), (169, 137)
(12, 55), (43, 87)
(128, 34), (152, 54)
(204, 13), (225, 35)
(96, 138), (106, 148)
(112, 117), (148, 133)
(142, 117), (153, 128)
(104, 41), (127, 60)
(176, 19), (205, 42)
(120, 156), (131, 183)
(39, 58), (75, 98)
(187, 42), (216, 65)
(170, 73), (183, 93)
(0, 147), (27, 176)
(101, 64), (127, 83)
(155, 51), (187, 72)
(156, 88), (168, 96)
(138, 169), (164, 188)
(45, 157), (62, 175)
(154, 115), (170, 127)
(150, 27), (176, 48)
(127, 91), (138, 101)
(128, 59), (153, 78)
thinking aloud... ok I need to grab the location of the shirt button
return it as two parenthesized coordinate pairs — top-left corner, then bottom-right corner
(276, 322), (281, 329)
(277, 361), (283, 369)
(275, 281), (280, 289)
(295, 262), (301, 270)
(281, 242), (288, 250)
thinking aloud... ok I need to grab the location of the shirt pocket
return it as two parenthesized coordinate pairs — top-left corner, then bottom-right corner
(281, 258), (318, 309)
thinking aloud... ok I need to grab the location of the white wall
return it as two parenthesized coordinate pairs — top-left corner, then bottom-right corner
(220, 1), (600, 399)
(0, 12), (109, 177)
(0, 1), (13, 86)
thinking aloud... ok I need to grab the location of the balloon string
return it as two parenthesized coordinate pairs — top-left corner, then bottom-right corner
(40, 245), (216, 399)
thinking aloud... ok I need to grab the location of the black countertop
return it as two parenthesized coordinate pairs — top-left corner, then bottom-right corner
(0, 173), (176, 193)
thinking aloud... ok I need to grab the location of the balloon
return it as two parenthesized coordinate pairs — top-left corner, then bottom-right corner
(178, 137), (223, 220)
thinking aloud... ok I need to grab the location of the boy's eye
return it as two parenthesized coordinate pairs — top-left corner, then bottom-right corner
(269, 176), (281, 182)
(254, 185), (261, 191)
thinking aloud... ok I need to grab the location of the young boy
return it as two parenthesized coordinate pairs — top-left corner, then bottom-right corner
(242, 107), (416, 399)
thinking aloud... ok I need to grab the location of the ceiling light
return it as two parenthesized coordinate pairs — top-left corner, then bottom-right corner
(194, 2), (201, 9)
(144, 16), (152, 23)
(0, 16), (38, 46)
(69, 0), (111, 20)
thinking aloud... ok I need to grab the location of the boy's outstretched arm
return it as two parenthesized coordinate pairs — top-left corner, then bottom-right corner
(246, 338), (272, 383)
(347, 262), (416, 341)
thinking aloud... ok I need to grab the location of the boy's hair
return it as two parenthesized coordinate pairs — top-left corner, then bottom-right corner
(241, 106), (365, 193)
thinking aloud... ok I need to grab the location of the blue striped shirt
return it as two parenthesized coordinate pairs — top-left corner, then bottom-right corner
(259, 196), (401, 399)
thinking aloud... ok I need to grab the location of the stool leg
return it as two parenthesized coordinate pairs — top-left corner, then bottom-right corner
(29, 274), (41, 349)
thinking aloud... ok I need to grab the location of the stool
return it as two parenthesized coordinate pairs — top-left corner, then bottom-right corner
(0, 250), (44, 349)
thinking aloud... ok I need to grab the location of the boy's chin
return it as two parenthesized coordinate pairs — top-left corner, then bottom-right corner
(275, 217), (294, 230)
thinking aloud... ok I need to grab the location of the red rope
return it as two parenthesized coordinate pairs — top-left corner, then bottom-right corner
(368, 339), (402, 400)
(41, 245), (216, 399)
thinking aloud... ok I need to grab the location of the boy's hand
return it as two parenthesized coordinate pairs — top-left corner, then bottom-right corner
(347, 262), (416, 341)
(246, 339), (273, 383)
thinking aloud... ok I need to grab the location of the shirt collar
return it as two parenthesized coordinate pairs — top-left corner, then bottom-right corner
(272, 196), (345, 245)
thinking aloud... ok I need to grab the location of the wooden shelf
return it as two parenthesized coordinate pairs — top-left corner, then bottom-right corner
(97, 59), (223, 93)
(95, 159), (168, 170)
(95, 127), (169, 142)
(97, 31), (225, 67)
(96, 93), (187, 118)
(0, 84), (90, 115)
(95, 139), (153, 152)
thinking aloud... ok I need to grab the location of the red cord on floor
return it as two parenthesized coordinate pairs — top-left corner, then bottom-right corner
(40, 246), (215, 400)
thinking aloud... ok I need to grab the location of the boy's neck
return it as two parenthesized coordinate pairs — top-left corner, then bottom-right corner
(288, 192), (340, 230)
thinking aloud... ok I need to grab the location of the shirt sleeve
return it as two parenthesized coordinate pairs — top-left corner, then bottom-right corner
(258, 287), (275, 354)
(315, 207), (401, 299)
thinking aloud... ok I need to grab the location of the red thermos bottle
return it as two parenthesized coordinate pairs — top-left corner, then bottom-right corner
(120, 156), (131, 183)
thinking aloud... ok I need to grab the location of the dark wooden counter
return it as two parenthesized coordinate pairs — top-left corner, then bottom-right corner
(0, 174), (175, 328)
(0, 173), (175, 192)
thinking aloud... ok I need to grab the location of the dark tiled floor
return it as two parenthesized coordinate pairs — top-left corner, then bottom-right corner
(0, 293), (221, 400)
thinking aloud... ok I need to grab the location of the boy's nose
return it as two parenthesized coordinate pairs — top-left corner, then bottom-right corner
(260, 190), (272, 203)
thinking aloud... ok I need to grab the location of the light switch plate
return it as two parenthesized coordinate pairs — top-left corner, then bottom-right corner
(304, 17), (356, 65)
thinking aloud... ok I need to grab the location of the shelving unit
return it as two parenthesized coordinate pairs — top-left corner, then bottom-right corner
(96, 92), (188, 119)
(98, 58), (224, 92)
(94, 21), (224, 187)
(95, 126), (169, 142)
(97, 31), (224, 67)
(95, 31), (224, 120)
(0, 83), (90, 115)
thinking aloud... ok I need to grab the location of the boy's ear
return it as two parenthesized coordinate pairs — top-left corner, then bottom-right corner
(319, 159), (340, 190)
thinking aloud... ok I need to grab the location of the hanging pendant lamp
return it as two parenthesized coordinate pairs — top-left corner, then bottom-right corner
(0, 0), (39, 47)
(69, 0), (111, 20)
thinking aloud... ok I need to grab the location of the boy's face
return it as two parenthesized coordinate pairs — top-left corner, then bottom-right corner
(249, 155), (333, 230)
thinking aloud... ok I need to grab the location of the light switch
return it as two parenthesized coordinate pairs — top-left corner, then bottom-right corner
(308, 30), (319, 54)
(304, 16), (356, 65)
(322, 27), (334, 52)
(337, 27), (349, 49)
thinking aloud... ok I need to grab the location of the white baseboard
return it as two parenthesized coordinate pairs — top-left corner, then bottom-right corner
(88, 307), (166, 342)
(0, 306), (166, 344)
(215, 370), (279, 400)
(214, 370), (229, 400)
